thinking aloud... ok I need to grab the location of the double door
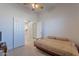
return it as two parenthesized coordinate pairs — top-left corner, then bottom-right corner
(0, 16), (24, 50)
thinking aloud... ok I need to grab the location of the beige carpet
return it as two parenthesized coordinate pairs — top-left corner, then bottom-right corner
(0, 43), (49, 56)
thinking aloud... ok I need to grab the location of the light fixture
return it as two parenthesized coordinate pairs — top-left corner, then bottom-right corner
(32, 3), (44, 11)
(32, 3), (35, 9)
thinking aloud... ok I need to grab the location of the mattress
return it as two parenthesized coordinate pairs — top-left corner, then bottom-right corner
(34, 39), (79, 56)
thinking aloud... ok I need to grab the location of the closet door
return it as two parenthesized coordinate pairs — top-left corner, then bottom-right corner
(14, 17), (24, 48)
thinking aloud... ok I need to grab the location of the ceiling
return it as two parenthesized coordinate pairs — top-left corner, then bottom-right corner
(18, 3), (79, 12)
(21, 3), (56, 12)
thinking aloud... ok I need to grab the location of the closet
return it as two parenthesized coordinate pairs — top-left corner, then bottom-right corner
(0, 16), (24, 50)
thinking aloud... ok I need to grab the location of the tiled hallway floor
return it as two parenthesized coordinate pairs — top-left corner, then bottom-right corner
(0, 43), (49, 56)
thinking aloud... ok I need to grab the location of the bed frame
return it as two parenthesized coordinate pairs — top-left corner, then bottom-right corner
(34, 42), (60, 56)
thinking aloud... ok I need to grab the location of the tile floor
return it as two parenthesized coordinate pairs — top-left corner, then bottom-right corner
(0, 43), (49, 56)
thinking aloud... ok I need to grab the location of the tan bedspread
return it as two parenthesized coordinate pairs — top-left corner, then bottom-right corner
(34, 39), (79, 56)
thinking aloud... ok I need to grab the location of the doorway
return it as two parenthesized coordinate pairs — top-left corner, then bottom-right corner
(24, 20), (34, 45)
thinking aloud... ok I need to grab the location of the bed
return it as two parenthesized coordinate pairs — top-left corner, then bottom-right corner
(34, 38), (79, 56)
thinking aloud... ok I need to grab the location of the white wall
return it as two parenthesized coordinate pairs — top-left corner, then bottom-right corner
(0, 16), (13, 50)
(38, 6), (79, 46)
(0, 3), (37, 50)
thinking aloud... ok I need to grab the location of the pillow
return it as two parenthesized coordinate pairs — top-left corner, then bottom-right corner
(47, 36), (56, 39)
(56, 37), (70, 41)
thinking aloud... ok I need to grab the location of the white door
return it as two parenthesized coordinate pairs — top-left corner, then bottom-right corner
(36, 21), (43, 38)
(14, 17), (24, 48)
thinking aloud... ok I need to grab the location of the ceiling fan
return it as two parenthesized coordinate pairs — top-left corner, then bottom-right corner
(24, 3), (44, 11)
